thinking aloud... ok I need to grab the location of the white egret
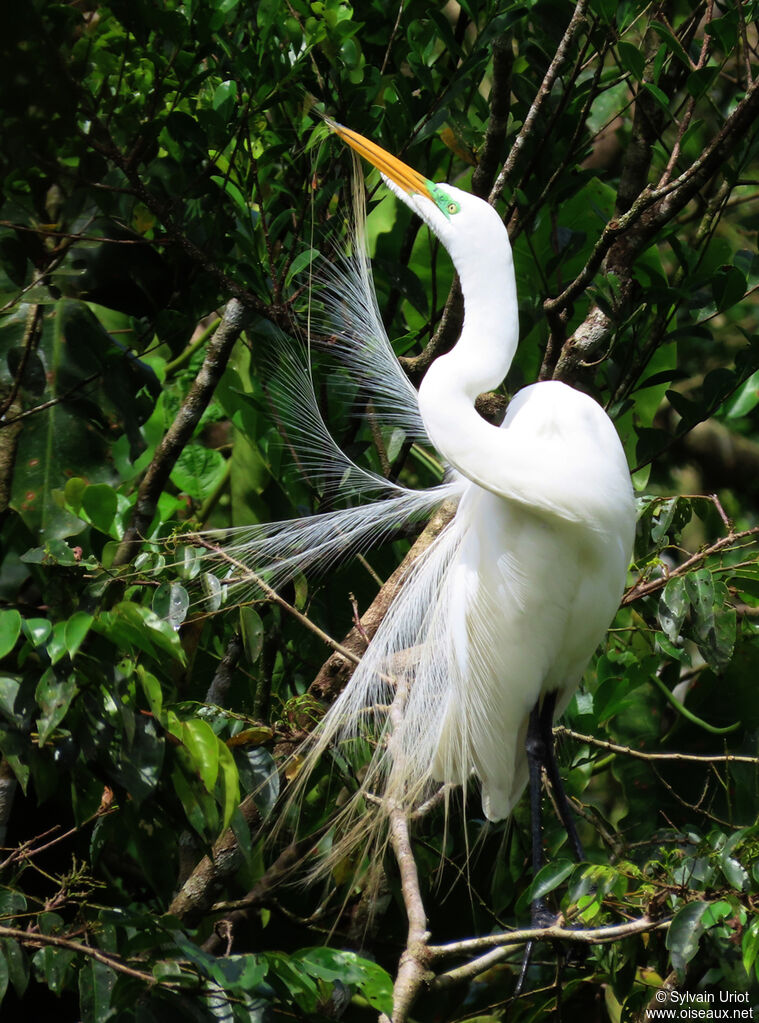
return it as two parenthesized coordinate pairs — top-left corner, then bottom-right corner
(197, 124), (636, 884)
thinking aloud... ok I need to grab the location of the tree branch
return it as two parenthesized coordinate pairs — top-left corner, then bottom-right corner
(309, 499), (457, 703)
(623, 525), (759, 605)
(489, 0), (590, 204)
(168, 793), (262, 922)
(429, 916), (669, 988)
(0, 924), (166, 987)
(471, 35), (514, 200)
(554, 726), (759, 766)
(112, 299), (253, 567)
(550, 73), (759, 380)
(380, 681), (431, 1023)
(200, 841), (307, 954)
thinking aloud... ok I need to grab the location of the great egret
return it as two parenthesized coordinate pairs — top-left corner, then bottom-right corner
(196, 123), (636, 880)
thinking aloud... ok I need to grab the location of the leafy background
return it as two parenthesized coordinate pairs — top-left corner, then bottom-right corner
(1, 0), (759, 1020)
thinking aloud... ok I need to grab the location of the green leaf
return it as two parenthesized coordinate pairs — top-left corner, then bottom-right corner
(210, 174), (249, 213)
(526, 859), (575, 904)
(181, 718), (220, 793)
(0, 891), (27, 921)
(81, 484), (119, 536)
(109, 715), (165, 804)
(152, 582), (190, 629)
(701, 899), (733, 928)
(47, 621), (68, 665)
(0, 611), (21, 660)
(32, 946), (75, 994)
(292, 948), (393, 1013)
(651, 20), (692, 67)
(725, 369), (759, 418)
(172, 761), (219, 838)
(666, 901), (709, 977)
(239, 746), (279, 817)
(64, 611), (93, 659)
(265, 951), (320, 1012)
(138, 667), (163, 718)
(78, 959), (116, 1023)
(712, 265), (747, 312)
(617, 41), (644, 81)
(658, 577), (688, 643)
(643, 82), (671, 112)
(217, 740), (240, 829)
(285, 247), (319, 289)
(720, 852), (749, 891)
(212, 953), (267, 992)
(0, 939), (28, 999)
(239, 605), (264, 663)
(21, 618), (52, 647)
(6, 303), (109, 538)
(742, 917), (759, 978)
(0, 948), (8, 1004)
(170, 445), (227, 501)
(35, 668), (78, 745)
(93, 603), (185, 664)
(686, 65), (720, 99)
(684, 571), (735, 671)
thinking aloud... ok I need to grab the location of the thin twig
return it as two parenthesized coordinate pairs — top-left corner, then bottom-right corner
(429, 914), (669, 960)
(554, 726), (759, 766)
(737, 0), (753, 87)
(430, 916), (670, 987)
(380, 0), (405, 75)
(381, 679), (431, 1023)
(657, 0), (715, 188)
(0, 305), (43, 422)
(189, 536), (362, 666)
(489, 0), (590, 203)
(112, 298), (253, 567)
(0, 924), (169, 986)
(623, 526), (759, 605)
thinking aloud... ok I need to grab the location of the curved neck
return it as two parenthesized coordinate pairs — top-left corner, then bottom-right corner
(418, 235), (518, 471)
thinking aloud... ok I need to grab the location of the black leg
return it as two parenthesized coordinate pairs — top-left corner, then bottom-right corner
(525, 698), (554, 926)
(538, 692), (584, 862)
(514, 698), (551, 997)
(514, 691), (585, 999)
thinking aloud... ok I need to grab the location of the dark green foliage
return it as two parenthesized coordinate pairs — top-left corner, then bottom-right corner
(1, 0), (759, 1019)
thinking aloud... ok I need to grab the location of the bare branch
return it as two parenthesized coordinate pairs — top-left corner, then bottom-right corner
(189, 536), (363, 667)
(309, 499), (457, 702)
(381, 681), (432, 1023)
(623, 525), (759, 605)
(550, 74), (759, 379)
(112, 299), (253, 567)
(0, 923), (166, 986)
(168, 793), (262, 922)
(471, 35), (514, 199)
(489, 0), (590, 203)
(201, 841), (307, 954)
(554, 726), (759, 766)
(429, 916), (669, 988)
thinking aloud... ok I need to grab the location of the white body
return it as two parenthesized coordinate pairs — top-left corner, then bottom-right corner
(210, 139), (637, 827)
(429, 382), (634, 818)
(373, 177), (636, 819)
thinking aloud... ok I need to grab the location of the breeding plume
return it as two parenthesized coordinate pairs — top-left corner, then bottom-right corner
(199, 124), (636, 835)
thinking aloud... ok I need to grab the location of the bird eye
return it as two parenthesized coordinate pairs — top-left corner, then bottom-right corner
(447, 201), (459, 214)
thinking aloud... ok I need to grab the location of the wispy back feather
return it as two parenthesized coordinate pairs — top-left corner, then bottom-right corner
(311, 159), (427, 441)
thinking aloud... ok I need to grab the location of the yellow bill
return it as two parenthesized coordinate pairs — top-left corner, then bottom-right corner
(327, 120), (433, 201)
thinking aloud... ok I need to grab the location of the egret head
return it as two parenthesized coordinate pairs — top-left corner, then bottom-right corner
(327, 121), (508, 268)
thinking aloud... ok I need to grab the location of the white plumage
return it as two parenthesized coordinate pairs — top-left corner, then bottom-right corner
(196, 124), (636, 838)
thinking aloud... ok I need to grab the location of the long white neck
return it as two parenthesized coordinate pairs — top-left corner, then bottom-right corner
(418, 228), (518, 478)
